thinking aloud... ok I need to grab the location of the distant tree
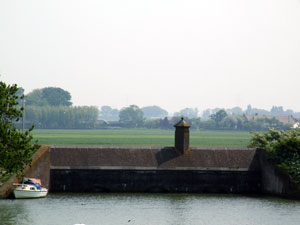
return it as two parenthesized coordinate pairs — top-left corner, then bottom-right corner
(201, 109), (211, 120)
(174, 108), (198, 118)
(25, 105), (99, 129)
(226, 107), (244, 115)
(210, 109), (227, 127)
(159, 117), (172, 129)
(100, 106), (119, 121)
(188, 117), (201, 129)
(26, 87), (72, 107)
(211, 108), (223, 115)
(42, 87), (72, 106)
(26, 89), (48, 106)
(221, 115), (244, 130)
(119, 105), (145, 127)
(144, 119), (159, 129)
(141, 106), (168, 119)
(0, 81), (39, 176)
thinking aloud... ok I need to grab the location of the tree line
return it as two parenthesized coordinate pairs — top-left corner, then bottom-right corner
(18, 87), (98, 129)
(100, 106), (290, 131)
(25, 106), (99, 129)
(100, 105), (293, 131)
(19, 87), (298, 131)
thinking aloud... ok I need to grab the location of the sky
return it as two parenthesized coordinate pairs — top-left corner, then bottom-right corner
(1, 0), (300, 114)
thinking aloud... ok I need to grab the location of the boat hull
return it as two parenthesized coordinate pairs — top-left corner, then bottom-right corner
(13, 189), (48, 199)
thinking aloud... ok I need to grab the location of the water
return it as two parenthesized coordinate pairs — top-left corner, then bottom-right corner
(0, 193), (300, 225)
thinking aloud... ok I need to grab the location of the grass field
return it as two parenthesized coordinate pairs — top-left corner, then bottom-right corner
(32, 129), (253, 148)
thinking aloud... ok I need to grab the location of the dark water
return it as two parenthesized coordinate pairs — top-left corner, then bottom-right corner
(0, 193), (300, 225)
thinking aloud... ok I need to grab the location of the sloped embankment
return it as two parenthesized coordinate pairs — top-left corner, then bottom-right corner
(0, 145), (50, 199)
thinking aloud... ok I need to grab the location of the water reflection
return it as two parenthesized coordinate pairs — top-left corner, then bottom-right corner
(0, 193), (300, 225)
(0, 199), (31, 225)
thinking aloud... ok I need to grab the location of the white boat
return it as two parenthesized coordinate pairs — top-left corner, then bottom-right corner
(13, 178), (48, 199)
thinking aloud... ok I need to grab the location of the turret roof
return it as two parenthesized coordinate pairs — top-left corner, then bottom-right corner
(174, 117), (190, 127)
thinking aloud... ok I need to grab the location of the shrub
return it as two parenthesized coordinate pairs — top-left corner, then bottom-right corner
(249, 129), (300, 183)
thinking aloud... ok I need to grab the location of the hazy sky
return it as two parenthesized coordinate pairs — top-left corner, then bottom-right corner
(1, 0), (300, 113)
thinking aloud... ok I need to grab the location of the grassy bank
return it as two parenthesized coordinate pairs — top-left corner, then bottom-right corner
(31, 129), (252, 148)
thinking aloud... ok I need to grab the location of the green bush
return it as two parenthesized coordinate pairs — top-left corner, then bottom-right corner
(249, 128), (300, 183)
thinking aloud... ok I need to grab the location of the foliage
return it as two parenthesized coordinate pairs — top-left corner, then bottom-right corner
(119, 105), (145, 128)
(0, 81), (39, 176)
(100, 106), (119, 121)
(226, 107), (244, 115)
(210, 109), (228, 126)
(144, 117), (174, 129)
(25, 89), (48, 106)
(249, 128), (300, 183)
(220, 115), (244, 130)
(25, 105), (99, 129)
(26, 87), (72, 107)
(141, 105), (168, 119)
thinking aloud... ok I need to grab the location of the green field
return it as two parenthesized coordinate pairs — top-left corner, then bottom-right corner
(32, 129), (252, 148)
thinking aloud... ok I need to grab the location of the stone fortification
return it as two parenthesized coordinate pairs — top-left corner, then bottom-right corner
(49, 146), (261, 193)
(2, 145), (300, 198)
(50, 146), (260, 171)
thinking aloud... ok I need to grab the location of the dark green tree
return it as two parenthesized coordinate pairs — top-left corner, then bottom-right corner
(159, 117), (172, 129)
(26, 87), (72, 107)
(221, 115), (245, 130)
(119, 105), (145, 127)
(42, 87), (72, 106)
(210, 109), (227, 127)
(25, 89), (48, 106)
(0, 81), (39, 176)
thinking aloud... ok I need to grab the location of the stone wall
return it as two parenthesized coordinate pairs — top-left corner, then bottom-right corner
(49, 146), (262, 194)
(50, 168), (261, 193)
(24, 145), (51, 188)
(4, 145), (300, 198)
(50, 146), (261, 170)
(259, 149), (300, 199)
